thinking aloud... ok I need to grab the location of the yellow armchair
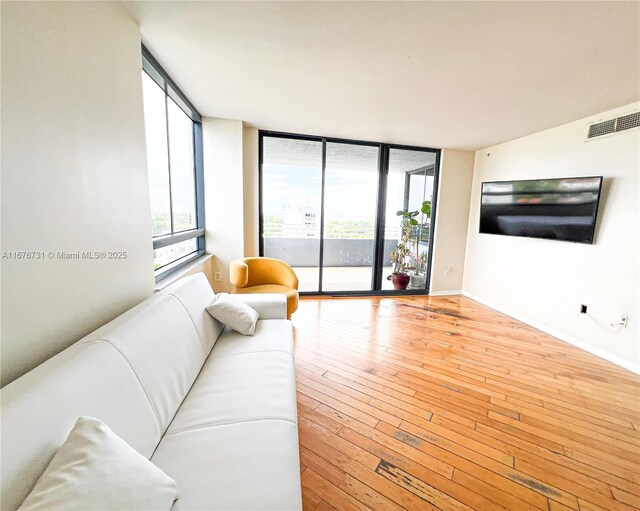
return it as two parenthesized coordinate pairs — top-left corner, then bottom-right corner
(230, 257), (299, 319)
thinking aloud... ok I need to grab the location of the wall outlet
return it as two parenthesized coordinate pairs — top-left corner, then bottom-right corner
(214, 272), (222, 281)
(612, 313), (629, 329)
(621, 313), (629, 328)
(444, 266), (451, 275)
(580, 304), (587, 314)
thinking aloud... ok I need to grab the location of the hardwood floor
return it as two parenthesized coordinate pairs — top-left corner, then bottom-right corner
(292, 295), (640, 511)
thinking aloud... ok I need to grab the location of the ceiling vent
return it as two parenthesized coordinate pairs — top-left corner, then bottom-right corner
(615, 111), (640, 132)
(587, 111), (640, 140)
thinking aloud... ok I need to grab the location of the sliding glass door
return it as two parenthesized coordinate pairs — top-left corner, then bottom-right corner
(260, 132), (440, 295)
(382, 148), (438, 290)
(322, 142), (380, 291)
(261, 136), (323, 292)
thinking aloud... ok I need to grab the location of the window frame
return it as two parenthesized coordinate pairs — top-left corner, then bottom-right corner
(258, 130), (441, 296)
(141, 45), (205, 282)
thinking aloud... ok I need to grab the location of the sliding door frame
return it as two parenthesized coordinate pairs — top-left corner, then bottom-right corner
(259, 130), (441, 297)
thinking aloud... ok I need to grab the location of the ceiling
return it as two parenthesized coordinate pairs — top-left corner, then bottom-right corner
(123, 1), (639, 151)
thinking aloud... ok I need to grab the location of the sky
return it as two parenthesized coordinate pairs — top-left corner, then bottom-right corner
(262, 137), (436, 223)
(263, 164), (433, 223)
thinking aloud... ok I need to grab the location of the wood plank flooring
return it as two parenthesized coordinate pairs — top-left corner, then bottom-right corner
(292, 295), (640, 511)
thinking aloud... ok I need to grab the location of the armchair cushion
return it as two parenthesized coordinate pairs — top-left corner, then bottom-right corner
(236, 258), (298, 289)
(229, 258), (299, 319)
(230, 260), (248, 288)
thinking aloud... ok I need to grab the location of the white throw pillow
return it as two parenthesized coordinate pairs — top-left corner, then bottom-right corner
(18, 417), (178, 511)
(206, 293), (259, 335)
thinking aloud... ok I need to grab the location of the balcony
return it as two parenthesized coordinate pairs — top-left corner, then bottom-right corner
(264, 235), (428, 292)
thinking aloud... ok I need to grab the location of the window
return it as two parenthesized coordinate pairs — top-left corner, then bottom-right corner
(140, 46), (205, 281)
(260, 132), (440, 295)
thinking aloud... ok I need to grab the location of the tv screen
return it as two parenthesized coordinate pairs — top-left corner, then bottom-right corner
(480, 176), (603, 244)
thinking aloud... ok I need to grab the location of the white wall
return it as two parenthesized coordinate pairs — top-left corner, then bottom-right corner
(243, 127), (260, 257)
(430, 149), (475, 293)
(463, 103), (640, 371)
(0, 1), (155, 386)
(202, 118), (245, 292)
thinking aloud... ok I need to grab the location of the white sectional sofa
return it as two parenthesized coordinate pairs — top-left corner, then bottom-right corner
(1, 273), (302, 510)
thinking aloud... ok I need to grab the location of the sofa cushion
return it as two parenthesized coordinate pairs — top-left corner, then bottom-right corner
(1, 342), (160, 511)
(209, 319), (293, 359)
(233, 285), (299, 318)
(78, 294), (208, 433)
(166, 350), (296, 435)
(159, 273), (223, 347)
(151, 421), (302, 510)
(232, 293), (287, 320)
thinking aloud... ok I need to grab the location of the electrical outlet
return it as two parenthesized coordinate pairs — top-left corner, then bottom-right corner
(621, 313), (629, 328)
(445, 266), (451, 275)
(610, 312), (629, 329)
(214, 272), (221, 281)
(580, 304), (587, 314)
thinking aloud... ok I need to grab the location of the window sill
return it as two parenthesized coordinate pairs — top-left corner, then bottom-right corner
(154, 253), (213, 292)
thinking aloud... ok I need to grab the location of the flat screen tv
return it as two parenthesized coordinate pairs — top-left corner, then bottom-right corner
(479, 176), (603, 244)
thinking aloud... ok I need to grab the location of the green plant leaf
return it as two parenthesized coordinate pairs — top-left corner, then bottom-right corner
(410, 219), (418, 226)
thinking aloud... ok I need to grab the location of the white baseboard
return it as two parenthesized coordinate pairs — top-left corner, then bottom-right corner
(461, 290), (640, 375)
(429, 290), (462, 296)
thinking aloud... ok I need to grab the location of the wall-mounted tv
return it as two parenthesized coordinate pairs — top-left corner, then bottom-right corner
(480, 176), (603, 244)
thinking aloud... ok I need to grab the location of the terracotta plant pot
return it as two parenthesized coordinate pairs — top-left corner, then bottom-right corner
(387, 272), (410, 290)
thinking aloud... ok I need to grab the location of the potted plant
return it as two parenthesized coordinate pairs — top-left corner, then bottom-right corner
(408, 250), (428, 289)
(389, 200), (432, 290)
(387, 216), (412, 289)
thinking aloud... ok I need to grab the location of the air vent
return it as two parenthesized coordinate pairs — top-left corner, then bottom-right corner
(588, 119), (615, 138)
(587, 111), (640, 140)
(615, 111), (640, 132)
